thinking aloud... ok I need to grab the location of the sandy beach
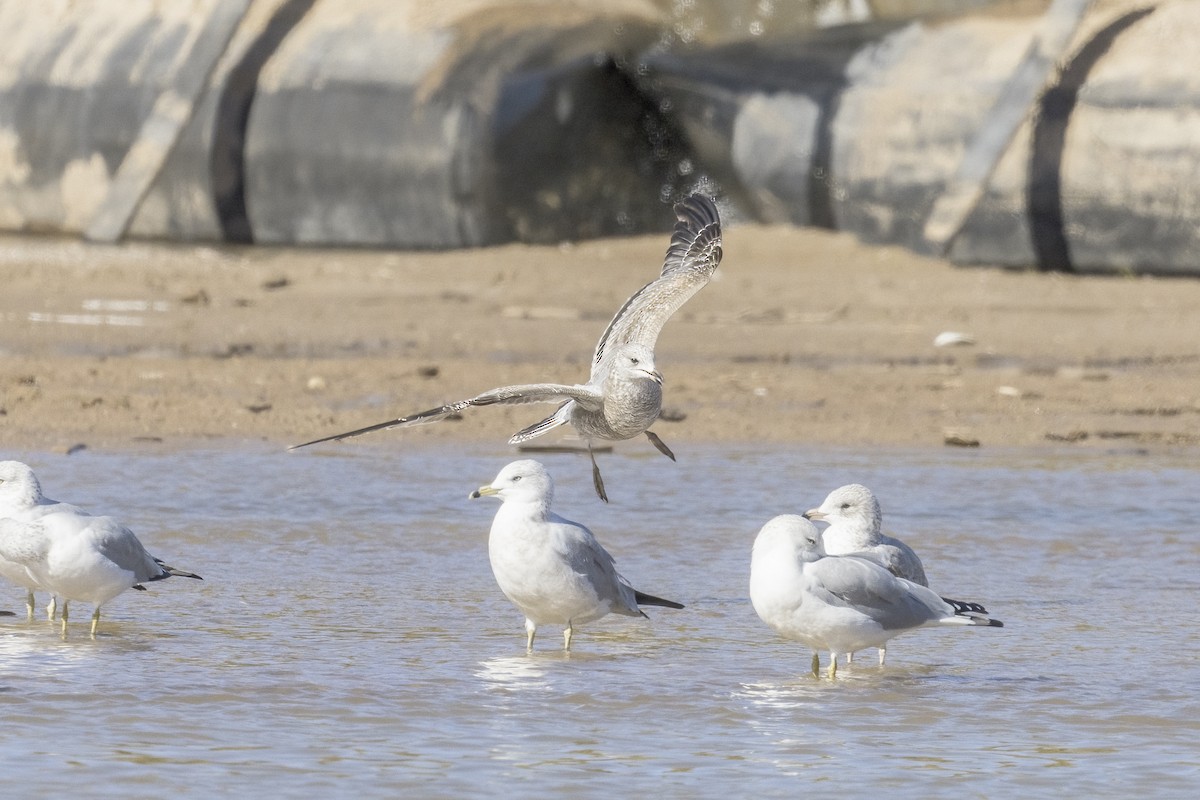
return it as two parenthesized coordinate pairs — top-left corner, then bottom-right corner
(2, 223), (1198, 454)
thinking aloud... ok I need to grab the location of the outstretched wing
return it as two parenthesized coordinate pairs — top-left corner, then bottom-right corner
(591, 195), (723, 374)
(289, 383), (603, 448)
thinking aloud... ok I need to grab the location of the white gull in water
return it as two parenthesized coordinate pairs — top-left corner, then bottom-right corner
(804, 484), (928, 586)
(292, 195), (724, 502)
(470, 459), (683, 651)
(804, 483), (929, 667)
(0, 461), (202, 637)
(750, 514), (1001, 679)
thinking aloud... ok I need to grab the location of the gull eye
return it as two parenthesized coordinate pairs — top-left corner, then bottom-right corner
(511, 475), (522, 482)
(839, 502), (850, 510)
(630, 357), (640, 365)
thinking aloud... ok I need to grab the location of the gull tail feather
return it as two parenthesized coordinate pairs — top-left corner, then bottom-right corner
(508, 401), (572, 445)
(634, 590), (684, 610)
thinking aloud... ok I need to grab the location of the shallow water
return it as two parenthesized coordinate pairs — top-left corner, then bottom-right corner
(1, 443), (1197, 796)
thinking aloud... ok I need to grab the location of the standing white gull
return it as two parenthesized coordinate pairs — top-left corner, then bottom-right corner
(291, 195), (724, 502)
(803, 484), (928, 666)
(749, 515), (1001, 679)
(470, 459), (683, 652)
(0, 460), (79, 619)
(0, 461), (202, 637)
(804, 484), (928, 586)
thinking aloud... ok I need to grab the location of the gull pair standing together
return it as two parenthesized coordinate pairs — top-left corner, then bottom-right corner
(0, 461), (202, 637)
(751, 484), (1002, 679)
(293, 194), (724, 503)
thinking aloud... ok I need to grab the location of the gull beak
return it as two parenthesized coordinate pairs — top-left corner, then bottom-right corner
(802, 508), (825, 521)
(470, 484), (500, 499)
(645, 369), (664, 385)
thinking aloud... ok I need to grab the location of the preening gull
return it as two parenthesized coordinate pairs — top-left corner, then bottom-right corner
(470, 459), (683, 651)
(0, 461), (202, 637)
(749, 514), (1001, 679)
(292, 195), (724, 502)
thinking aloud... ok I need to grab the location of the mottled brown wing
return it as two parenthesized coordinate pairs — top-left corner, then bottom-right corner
(590, 195), (723, 377)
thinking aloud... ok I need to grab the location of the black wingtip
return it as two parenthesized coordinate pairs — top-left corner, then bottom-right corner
(634, 590), (685, 610)
(943, 597), (990, 615)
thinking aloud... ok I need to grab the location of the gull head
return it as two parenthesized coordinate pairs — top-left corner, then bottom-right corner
(612, 343), (662, 385)
(803, 484), (881, 532)
(0, 461), (43, 510)
(753, 514), (824, 559)
(469, 459), (554, 505)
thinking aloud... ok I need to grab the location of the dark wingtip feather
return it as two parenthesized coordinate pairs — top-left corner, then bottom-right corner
(147, 564), (203, 582)
(634, 590), (684, 610)
(943, 596), (1003, 627)
(943, 597), (989, 615)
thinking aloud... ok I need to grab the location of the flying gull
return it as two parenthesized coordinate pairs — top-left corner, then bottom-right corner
(291, 195), (724, 501)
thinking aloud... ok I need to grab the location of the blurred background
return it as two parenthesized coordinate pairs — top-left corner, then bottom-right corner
(0, 0), (1191, 273)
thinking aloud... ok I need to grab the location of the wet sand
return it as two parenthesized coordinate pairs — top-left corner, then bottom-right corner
(2, 225), (1198, 453)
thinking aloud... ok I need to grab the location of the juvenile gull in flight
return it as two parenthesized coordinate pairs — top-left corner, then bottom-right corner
(470, 459), (683, 652)
(0, 461), (202, 637)
(292, 194), (724, 501)
(749, 515), (1001, 679)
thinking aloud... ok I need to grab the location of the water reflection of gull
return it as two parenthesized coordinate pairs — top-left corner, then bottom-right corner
(475, 655), (550, 692)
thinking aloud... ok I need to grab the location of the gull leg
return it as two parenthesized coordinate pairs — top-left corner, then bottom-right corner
(878, 647), (886, 667)
(828, 653), (839, 680)
(524, 619), (537, 653)
(810, 652), (820, 678)
(60, 600), (70, 637)
(90, 607), (101, 639)
(847, 651), (855, 664)
(47, 595), (57, 621)
(644, 430), (676, 461)
(563, 624), (574, 652)
(588, 444), (609, 503)
(25, 590), (35, 621)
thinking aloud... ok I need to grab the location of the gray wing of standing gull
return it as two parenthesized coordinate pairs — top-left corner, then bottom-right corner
(289, 382), (604, 449)
(590, 195), (723, 378)
(880, 537), (928, 586)
(89, 517), (202, 584)
(808, 555), (948, 632)
(553, 516), (643, 617)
